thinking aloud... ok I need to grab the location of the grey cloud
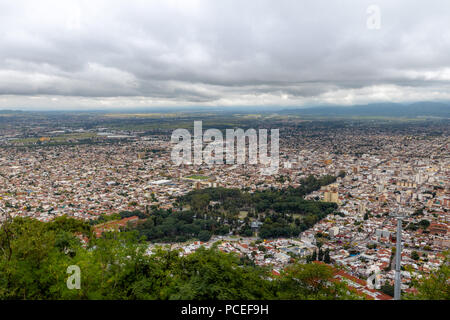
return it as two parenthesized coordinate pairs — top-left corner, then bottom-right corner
(0, 0), (449, 108)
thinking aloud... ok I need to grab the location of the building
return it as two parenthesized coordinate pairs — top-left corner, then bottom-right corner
(314, 262), (392, 300)
(329, 226), (340, 237)
(376, 229), (391, 239)
(429, 223), (448, 235)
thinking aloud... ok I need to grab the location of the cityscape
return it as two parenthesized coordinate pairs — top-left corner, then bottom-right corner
(0, 0), (448, 311)
(0, 112), (448, 301)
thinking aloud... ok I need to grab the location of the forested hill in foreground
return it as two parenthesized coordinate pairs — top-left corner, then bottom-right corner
(280, 101), (450, 118)
(0, 216), (359, 300)
(1, 216), (448, 300)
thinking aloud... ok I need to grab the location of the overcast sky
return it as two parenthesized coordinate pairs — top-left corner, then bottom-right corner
(0, 0), (449, 110)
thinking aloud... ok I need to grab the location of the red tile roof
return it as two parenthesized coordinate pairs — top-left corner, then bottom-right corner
(313, 261), (393, 300)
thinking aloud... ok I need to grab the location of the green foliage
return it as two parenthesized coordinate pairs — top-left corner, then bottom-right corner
(406, 253), (450, 300)
(47, 215), (92, 235)
(380, 283), (395, 297)
(0, 217), (365, 300)
(169, 247), (272, 300)
(90, 213), (121, 225)
(239, 224), (254, 237)
(318, 248), (324, 261)
(418, 219), (430, 229)
(407, 219), (431, 232)
(411, 208), (424, 217)
(190, 193), (211, 213)
(179, 175), (337, 217)
(324, 249), (331, 264)
(119, 210), (149, 220)
(198, 230), (212, 242)
(134, 175), (338, 242)
(134, 209), (219, 242)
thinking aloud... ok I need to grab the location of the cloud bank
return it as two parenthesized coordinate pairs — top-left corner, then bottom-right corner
(0, 0), (449, 109)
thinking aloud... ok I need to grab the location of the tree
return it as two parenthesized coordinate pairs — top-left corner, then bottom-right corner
(380, 283), (395, 297)
(411, 251), (420, 261)
(258, 245), (267, 252)
(317, 240), (323, 250)
(418, 219), (430, 229)
(406, 253), (450, 300)
(0, 215), (367, 300)
(170, 247), (273, 300)
(324, 249), (331, 264)
(239, 224), (253, 237)
(318, 248), (324, 261)
(191, 194), (210, 213)
(198, 230), (212, 242)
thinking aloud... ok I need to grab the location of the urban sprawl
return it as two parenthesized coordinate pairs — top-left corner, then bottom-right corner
(0, 117), (448, 300)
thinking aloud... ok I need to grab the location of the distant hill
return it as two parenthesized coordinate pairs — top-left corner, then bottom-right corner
(280, 101), (450, 118)
(0, 109), (24, 114)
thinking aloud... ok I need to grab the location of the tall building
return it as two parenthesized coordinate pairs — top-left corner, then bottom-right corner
(358, 203), (366, 214)
(329, 226), (339, 237)
(324, 190), (339, 204)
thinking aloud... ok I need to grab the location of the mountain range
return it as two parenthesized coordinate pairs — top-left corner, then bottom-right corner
(280, 102), (450, 118)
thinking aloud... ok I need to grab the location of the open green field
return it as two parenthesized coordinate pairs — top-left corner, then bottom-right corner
(103, 113), (182, 118)
(238, 211), (248, 219)
(9, 132), (97, 145)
